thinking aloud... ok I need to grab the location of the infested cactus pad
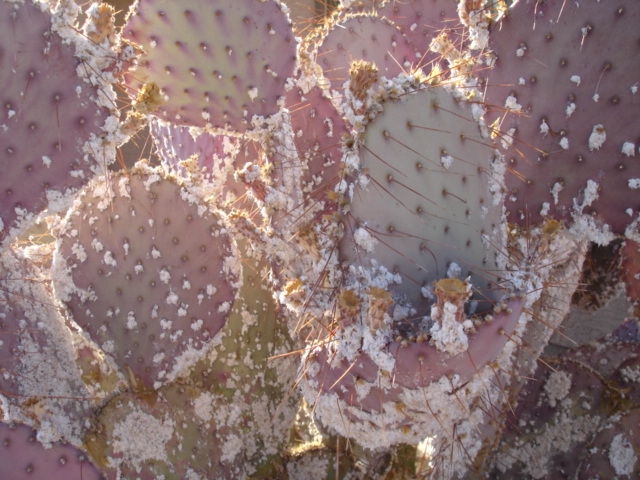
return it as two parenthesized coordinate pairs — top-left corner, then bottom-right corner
(340, 84), (503, 314)
(0, 0), (115, 249)
(0, 422), (103, 480)
(53, 165), (241, 388)
(123, 0), (298, 131)
(316, 15), (419, 91)
(483, 0), (640, 233)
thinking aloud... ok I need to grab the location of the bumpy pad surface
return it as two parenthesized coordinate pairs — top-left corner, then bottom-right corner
(0, 0), (110, 248)
(340, 86), (502, 313)
(317, 15), (418, 90)
(0, 423), (103, 479)
(54, 167), (240, 388)
(123, 0), (297, 131)
(148, 116), (259, 214)
(378, 0), (460, 55)
(285, 85), (347, 216)
(483, 0), (640, 232)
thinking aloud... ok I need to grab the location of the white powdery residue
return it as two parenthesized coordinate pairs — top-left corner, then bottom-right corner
(593, 93), (600, 102)
(134, 264), (144, 274)
(206, 284), (217, 296)
(165, 291), (178, 305)
(446, 263), (461, 279)
(543, 370), (572, 408)
(540, 202), (550, 216)
(539, 119), (549, 135)
(103, 250), (117, 267)
(588, 124), (606, 151)
(126, 311), (137, 330)
(353, 227), (377, 253)
(151, 247), (161, 259)
(193, 392), (215, 424)
(218, 301), (231, 313)
(629, 179), (640, 190)
(102, 339), (115, 354)
(143, 173), (162, 191)
(160, 319), (173, 330)
(42, 156), (51, 168)
(91, 238), (104, 252)
(441, 153), (454, 169)
(429, 303), (469, 355)
(559, 136), (569, 150)
(152, 352), (165, 366)
(620, 364), (640, 383)
(570, 75), (581, 86)
(117, 177), (131, 199)
(191, 319), (203, 331)
(247, 87), (258, 101)
(609, 434), (637, 476)
(581, 179), (600, 208)
(516, 45), (526, 57)
(566, 102), (576, 118)
(159, 268), (171, 284)
(111, 410), (175, 471)
(151, 305), (159, 319)
(504, 95), (522, 112)
(622, 142), (636, 157)
(182, 279), (191, 290)
(71, 242), (87, 262)
(501, 128), (516, 150)
(286, 452), (330, 480)
(519, 77), (526, 85)
(551, 181), (564, 205)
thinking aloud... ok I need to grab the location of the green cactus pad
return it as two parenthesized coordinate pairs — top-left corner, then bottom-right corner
(123, 0), (298, 131)
(341, 84), (503, 314)
(53, 164), (241, 389)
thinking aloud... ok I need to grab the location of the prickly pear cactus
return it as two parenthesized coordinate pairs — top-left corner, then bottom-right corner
(1, 0), (639, 478)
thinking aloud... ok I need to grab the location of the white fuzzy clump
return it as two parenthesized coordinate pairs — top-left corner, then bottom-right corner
(588, 124), (606, 151)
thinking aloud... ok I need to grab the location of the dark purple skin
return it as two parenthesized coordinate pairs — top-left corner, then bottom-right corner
(0, 423), (104, 480)
(489, 319), (640, 478)
(305, 297), (525, 419)
(0, 0), (111, 248)
(482, 0), (640, 233)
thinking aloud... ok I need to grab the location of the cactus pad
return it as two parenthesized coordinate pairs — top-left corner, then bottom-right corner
(0, 423), (103, 479)
(483, 0), (640, 233)
(123, 0), (298, 131)
(0, 0), (114, 249)
(53, 165), (240, 388)
(340, 84), (503, 314)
